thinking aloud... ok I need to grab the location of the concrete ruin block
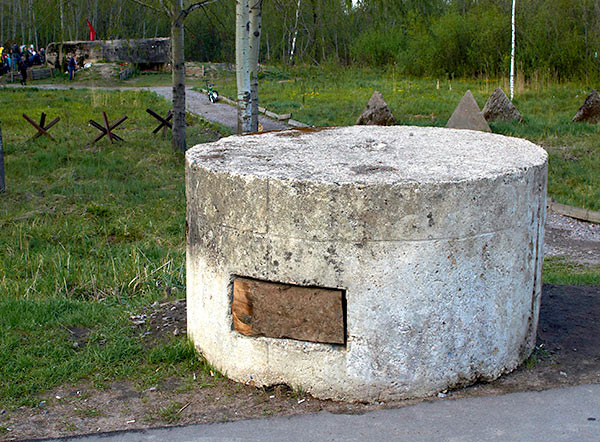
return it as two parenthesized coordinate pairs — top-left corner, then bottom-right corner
(356, 91), (396, 126)
(45, 38), (170, 68)
(572, 90), (600, 123)
(483, 88), (523, 122)
(186, 126), (547, 402)
(447, 90), (491, 132)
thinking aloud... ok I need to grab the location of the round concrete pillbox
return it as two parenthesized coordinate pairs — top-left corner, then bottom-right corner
(185, 126), (547, 402)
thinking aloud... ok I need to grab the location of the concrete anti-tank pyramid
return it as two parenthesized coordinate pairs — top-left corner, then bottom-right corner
(356, 91), (396, 126)
(572, 90), (600, 123)
(482, 88), (523, 122)
(446, 90), (491, 132)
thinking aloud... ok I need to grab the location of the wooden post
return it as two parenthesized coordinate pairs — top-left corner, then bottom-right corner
(0, 122), (5, 193)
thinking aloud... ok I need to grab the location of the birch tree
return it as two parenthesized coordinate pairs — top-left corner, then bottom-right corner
(237, 0), (263, 134)
(510, 0), (516, 100)
(288, 0), (301, 64)
(236, 0), (252, 134)
(129, 0), (219, 152)
(249, 0), (263, 132)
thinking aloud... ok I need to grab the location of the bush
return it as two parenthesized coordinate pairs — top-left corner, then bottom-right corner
(351, 27), (406, 66)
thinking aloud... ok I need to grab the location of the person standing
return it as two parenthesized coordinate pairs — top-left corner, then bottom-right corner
(12, 44), (20, 71)
(18, 57), (27, 85)
(67, 56), (76, 81)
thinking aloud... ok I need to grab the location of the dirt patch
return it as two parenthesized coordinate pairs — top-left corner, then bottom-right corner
(1, 284), (599, 441)
(65, 327), (91, 351)
(452, 284), (600, 399)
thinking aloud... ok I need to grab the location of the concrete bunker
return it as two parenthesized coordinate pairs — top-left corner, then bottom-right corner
(45, 38), (170, 70)
(185, 126), (548, 402)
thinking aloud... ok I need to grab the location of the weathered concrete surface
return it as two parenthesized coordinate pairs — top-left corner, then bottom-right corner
(46, 38), (170, 67)
(186, 126), (547, 402)
(447, 90), (491, 132)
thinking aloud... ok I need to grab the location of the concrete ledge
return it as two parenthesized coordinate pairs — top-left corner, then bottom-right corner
(548, 198), (600, 224)
(288, 119), (310, 128)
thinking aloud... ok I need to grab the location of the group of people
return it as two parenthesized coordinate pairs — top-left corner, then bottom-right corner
(0, 43), (45, 85)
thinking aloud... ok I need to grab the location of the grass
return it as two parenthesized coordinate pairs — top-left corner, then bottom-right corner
(543, 257), (600, 285)
(157, 400), (185, 424)
(524, 345), (551, 370)
(0, 67), (599, 410)
(0, 87), (224, 408)
(206, 64), (600, 212)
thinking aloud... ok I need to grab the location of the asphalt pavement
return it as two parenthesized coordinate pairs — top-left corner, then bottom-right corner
(37, 384), (600, 442)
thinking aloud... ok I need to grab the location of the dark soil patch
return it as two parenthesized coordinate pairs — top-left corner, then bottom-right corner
(65, 327), (91, 351)
(2, 284), (599, 441)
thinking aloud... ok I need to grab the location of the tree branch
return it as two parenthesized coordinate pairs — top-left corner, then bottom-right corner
(158, 0), (171, 16)
(180, 0), (221, 22)
(128, 0), (162, 13)
(200, 4), (227, 30)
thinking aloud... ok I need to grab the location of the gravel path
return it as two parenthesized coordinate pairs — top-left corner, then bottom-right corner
(149, 86), (288, 132)
(545, 209), (600, 265)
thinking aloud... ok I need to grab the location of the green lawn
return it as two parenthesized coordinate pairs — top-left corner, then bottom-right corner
(0, 88), (222, 408)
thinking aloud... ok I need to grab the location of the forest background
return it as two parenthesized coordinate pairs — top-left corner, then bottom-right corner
(2, 0), (600, 80)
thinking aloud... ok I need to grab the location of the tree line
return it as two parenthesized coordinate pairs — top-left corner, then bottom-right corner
(1, 0), (599, 79)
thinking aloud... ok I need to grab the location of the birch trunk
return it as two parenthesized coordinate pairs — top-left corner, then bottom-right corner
(18, 0), (24, 43)
(12, 0), (16, 40)
(236, 0), (252, 134)
(32, 0), (39, 49)
(171, 0), (187, 152)
(289, 0), (301, 64)
(59, 0), (64, 66)
(249, 0), (263, 132)
(510, 0), (516, 100)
